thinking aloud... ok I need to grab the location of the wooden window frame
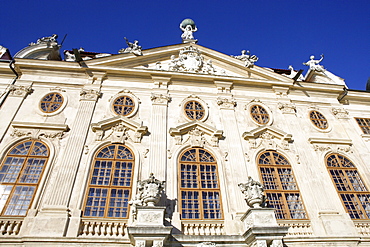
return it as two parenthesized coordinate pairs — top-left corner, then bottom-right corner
(257, 151), (308, 220)
(83, 144), (134, 219)
(179, 148), (223, 220)
(0, 140), (49, 216)
(309, 110), (328, 130)
(326, 153), (370, 219)
(183, 100), (205, 121)
(355, 118), (370, 134)
(112, 95), (135, 117)
(39, 92), (64, 113)
(250, 104), (270, 125)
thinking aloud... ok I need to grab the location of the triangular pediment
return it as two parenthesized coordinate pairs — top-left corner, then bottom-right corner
(169, 120), (223, 137)
(84, 43), (293, 83)
(242, 126), (292, 142)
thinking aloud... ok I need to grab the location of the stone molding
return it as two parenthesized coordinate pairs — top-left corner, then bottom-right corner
(151, 93), (171, 105)
(331, 107), (349, 119)
(80, 88), (101, 101)
(169, 121), (223, 147)
(242, 126), (293, 150)
(91, 116), (148, 143)
(308, 137), (352, 153)
(11, 121), (69, 140)
(217, 96), (236, 109)
(278, 102), (296, 114)
(8, 85), (32, 98)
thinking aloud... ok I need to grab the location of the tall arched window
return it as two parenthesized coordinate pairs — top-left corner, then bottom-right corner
(0, 140), (49, 216)
(179, 148), (223, 220)
(83, 144), (134, 218)
(326, 153), (370, 219)
(258, 151), (307, 219)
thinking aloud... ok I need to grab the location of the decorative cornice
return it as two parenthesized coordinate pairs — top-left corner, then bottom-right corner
(243, 126), (293, 150)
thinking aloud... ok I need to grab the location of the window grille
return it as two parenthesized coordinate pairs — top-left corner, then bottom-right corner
(258, 151), (307, 219)
(40, 92), (64, 113)
(309, 110), (328, 129)
(184, 101), (205, 120)
(250, 105), (269, 124)
(112, 96), (135, 116)
(355, 118), (370, 134)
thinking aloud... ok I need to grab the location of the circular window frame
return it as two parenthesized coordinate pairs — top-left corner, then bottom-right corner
(180, 96), (209, 122)
(110, 92), (139, 118)
(38, 91), (67, 116)
(308, 110), (330, 132)
(247, 102), (273, 126)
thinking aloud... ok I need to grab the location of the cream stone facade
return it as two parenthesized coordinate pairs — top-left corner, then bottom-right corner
(0, 29), (370, 247)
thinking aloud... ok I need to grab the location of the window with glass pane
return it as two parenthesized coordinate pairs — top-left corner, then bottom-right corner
(112, 96), (135, 116)
(250, 105), (269, 124)
(326, 153), (370, 219)
(309, 110), (328, 129)
(0, 140), (49, 216)
(258, 151), (307, 219)
(184, 101), (205, 120)
(83, 144), (134, 218)
(355, 118), (370, 134)
(40, 92), (64, 113)
(179, 148), (222, 220)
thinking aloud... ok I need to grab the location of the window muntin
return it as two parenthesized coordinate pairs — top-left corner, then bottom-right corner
(83, 144), (134, 218)
(355, 118), (370, 134)
(258, 151), (307, 220)
(179, 148), (222, 220)
(0, 140), (49, 216)
(326, 153), (370, 219)
(250, 105), (270, 125)
(184, 101), (205, 121)
(40, 92), (64, 113)
(112, 96), (135, 116)
(309, 110), (328, 130)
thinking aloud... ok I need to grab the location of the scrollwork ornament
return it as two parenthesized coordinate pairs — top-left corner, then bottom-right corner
(278, 102), (296, 114)
(151, 93), (171, 105)
(217, 97), (236, 109)
(332, 107), (349, 119)
(80, 89), (101, 101)
(8, 85), (32, 97)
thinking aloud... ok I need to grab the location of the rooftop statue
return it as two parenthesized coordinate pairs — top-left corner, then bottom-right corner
(180, 18), (198, 43)
(118, 37), (143, 56)
(29, 34), (58, 46)
(303, 54), (325, 72)
(232, 50), (259, 68)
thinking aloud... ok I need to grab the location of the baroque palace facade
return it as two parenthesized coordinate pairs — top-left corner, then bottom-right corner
(0, 20), (370, 246)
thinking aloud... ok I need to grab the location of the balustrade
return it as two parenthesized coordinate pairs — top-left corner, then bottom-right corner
(79, 219), (127, 237)
(182, 222), (224, 235)
(355, 221), (370, 236)
(278, 221), (313, 236)
(0, 219), (22, 236)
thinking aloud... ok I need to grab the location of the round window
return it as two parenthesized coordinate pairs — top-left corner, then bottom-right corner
(250, 105), (269, 124)
(309, 110), (328, 129)
(40, 92), (64, 113)
(184, 100), (205, 120)
(112, 96), (135, 116)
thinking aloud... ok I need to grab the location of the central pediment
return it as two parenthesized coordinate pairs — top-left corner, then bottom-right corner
(84, 43), (293, 83)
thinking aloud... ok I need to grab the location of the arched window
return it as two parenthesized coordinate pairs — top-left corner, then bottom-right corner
(258, 151), (307, 219)
(326, 153), (370, 219)
(0, 140), (49, 216)
(179, 148), (222, 219)
(83, 144), (134, 218)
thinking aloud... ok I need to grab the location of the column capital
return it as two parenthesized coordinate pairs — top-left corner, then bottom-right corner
(8, 85), (32, 98)
(80, 88), (101, 101)
(151, 93), (171, 105)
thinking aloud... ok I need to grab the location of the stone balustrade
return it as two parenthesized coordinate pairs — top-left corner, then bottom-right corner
(278, 221), (313, 236)
(79, 219), (127, 237)
(182, 222), (224, 235)
(355, 221), (370, 236)
(0, 218), (22, 236)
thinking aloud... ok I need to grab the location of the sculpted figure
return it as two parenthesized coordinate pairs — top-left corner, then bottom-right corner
(180, 24), (197, 40)
(303, 54), (325, 72)
(118, 37), (143, 56)
(239, 176), (266, 208)
(232, 50), (259, 68)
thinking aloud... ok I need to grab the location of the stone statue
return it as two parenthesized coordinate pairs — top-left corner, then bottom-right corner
(180, 18), (197, 42)
(203, 59), (216, 74)
(118, 37), (142, 56)
(238, 176), (265, 208)
(134, 173), (165, 207)
(303, 54), (325, 72)
(232, 50), (259, 68)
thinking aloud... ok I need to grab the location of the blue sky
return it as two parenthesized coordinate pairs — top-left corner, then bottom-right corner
(1, 0), (369, 90)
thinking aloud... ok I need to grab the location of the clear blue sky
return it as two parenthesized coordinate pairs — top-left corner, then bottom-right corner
(1, 0), (369, 90)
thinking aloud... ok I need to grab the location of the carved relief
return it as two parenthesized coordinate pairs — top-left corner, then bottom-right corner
(332, 107), (349, 119)
(80, 88), (101, 101)
(239, 176), (266, 208)
(8, 85), (32, 97)
(10, 122), (69, 141)
(188, 128), (207, 147)
(217, 97), (236, 109)
(309, 138), (353, 153)
(151, 93), (171, 105)
(278, 102), (296, 114)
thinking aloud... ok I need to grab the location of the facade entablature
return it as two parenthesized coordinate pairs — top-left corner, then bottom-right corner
(169, 120), (223, 147)
(91, 115), (148, 143)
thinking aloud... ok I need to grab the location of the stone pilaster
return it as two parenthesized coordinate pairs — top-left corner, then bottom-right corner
(0, 83), (32, 142)
(217, 96), (248, 212)
(24, 87), (101, 237)
(147, 93), (171, 181)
